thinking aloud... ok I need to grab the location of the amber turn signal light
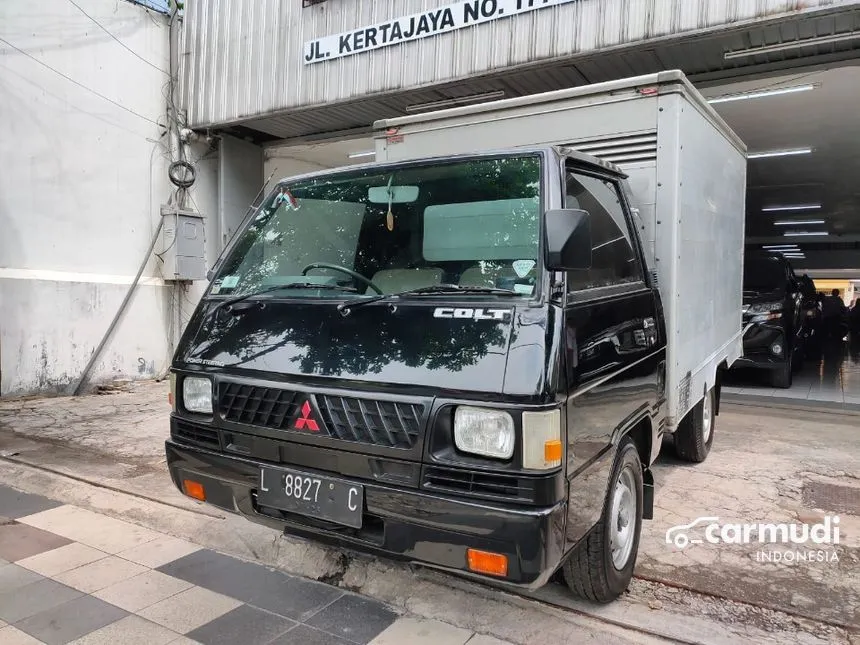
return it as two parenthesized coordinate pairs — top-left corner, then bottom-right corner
(544, 439), (562, 466)
(182, 479), (206, 501)
(467, 549), (508, 577)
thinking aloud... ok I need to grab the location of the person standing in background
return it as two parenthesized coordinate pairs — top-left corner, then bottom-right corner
(821, 289), (847, 341)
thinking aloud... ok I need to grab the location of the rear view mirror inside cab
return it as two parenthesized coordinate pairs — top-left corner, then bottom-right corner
(368, 185), (420, 204)
(544, 208), (592, 271)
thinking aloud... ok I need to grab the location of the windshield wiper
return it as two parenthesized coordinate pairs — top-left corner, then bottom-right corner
(209, 283), (358, 319)
(337, 284), (518, 314)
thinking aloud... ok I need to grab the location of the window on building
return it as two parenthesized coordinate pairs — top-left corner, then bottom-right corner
(565, 170), (642, 292)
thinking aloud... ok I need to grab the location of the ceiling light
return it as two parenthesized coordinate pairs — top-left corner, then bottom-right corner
(405, 91), (505, 113)
(774, 219), (825, 226)
(762, 244), (798, 249)
(783, 231), (829, 237)
(724, 32), (860, 60)
(762, 204), (821, 212)
(347, 151), (375, 159)
(747, 148), (812, 159)
(707, 84), (815, 104)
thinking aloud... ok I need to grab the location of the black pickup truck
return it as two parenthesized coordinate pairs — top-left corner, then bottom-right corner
(164, 145), (730, 603)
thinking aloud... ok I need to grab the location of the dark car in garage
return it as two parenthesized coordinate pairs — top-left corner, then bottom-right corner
(734, 251), (805, 388)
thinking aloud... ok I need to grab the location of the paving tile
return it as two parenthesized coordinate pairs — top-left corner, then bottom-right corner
(167, 550), (270, 595)
(19, 506), (161, 554)
(155, 550), (246, 590)
(165, 637), (201, 645)
(0, 487), (61, 520)
(186, 604), (294, 645)
(118, 536), (200, 569)
(93, 570), (194, 612)
(155, 549), (329, 615)
(15, 594), (128, 645)
(270, 624), (355, 645)
(137, 586), (242, 634)
(369, 617), (472, 645)
(305, 594), (398, 644)
(54, 555), (148, 593)
(0, 563), (44, 593)
(17, 543), (107, 577)
(157, 549), (343, 620)
(68, 615), (181, 645)
(0, 523), (72, 562)
(248, 576), (344, 622)
(0, 578), (82, 623)
(0, 625), (46, 645)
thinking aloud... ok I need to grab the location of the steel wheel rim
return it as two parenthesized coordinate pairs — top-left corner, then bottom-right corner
(609, 467), (637, 570)
(702, 391), (713, 444)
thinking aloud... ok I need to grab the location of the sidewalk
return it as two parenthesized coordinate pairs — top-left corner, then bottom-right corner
(0, 484), (508, 645)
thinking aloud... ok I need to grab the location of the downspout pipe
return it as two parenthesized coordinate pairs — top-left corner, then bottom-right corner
(69, 218), (165, 395)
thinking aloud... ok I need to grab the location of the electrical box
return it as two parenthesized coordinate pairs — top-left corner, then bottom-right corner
(160, 205), (206, 281)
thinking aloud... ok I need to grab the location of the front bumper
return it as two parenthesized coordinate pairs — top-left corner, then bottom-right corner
(165, 440), (567, 589)
(734, 322), (787, 370)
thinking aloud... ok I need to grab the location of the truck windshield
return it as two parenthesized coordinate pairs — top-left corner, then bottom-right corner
(743, 256), (786, 292)
(210, 155), (542, 301)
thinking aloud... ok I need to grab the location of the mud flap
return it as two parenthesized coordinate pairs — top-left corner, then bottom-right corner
(642, 468), (654, 520)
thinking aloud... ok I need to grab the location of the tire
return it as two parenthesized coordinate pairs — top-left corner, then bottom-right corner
(674, 387), (715, 463)
(770, 361), (792, 388)
(792, 349), (803, 373)
(562, 438), (643, 603)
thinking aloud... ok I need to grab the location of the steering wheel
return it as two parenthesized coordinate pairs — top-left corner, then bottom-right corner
(301, 262), (384, 295)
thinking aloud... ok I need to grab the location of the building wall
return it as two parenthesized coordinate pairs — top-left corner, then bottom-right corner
(0, 0), (214, 395)
(182, 0), (849, 128)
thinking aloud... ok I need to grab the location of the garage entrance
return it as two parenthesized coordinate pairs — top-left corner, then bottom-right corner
(701, 65), (860, 409)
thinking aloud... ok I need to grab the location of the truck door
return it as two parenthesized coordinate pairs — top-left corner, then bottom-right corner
(561, 164), (665, 545)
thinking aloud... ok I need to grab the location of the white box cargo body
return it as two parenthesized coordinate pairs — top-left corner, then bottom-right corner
(373, 70), (747, 431)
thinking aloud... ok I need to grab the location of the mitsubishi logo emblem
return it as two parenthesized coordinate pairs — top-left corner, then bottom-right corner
(295, 400), (319, 432)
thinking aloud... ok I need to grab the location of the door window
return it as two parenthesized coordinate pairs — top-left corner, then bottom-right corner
(565, 170), (642, 292)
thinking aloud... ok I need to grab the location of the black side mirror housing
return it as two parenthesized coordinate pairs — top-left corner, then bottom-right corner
(544, 208), (592, 271)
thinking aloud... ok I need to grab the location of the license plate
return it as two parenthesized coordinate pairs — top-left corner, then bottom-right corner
(256, 466), (364, 529)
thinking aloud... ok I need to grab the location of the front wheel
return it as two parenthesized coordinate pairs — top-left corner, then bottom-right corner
(674, 387), (716, 462)
(562, 438), (643, 603)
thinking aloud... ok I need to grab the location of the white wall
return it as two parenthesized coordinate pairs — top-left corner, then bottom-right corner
(0, 0), (214, 395)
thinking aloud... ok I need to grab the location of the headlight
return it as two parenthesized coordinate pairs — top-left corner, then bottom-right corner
(182, 377), (213, 414)
(747, 301), (783, 323)
(454, 407), (515, 460)
(747, 301), (783, 315)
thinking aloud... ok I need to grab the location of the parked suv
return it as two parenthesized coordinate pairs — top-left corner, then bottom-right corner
(734, 251), (804, 388)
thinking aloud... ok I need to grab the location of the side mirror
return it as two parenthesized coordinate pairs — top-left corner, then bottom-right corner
(544, 209), (591, 271)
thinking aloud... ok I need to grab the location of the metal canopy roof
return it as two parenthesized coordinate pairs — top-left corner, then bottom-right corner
(226, 7), (860, 143)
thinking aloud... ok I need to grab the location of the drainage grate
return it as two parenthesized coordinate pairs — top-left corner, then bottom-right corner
(802, 481), (860, 516)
